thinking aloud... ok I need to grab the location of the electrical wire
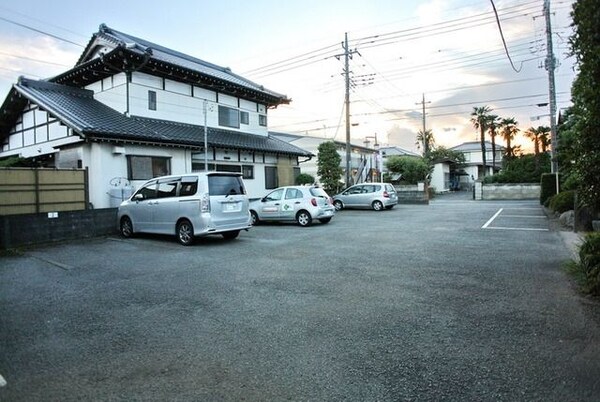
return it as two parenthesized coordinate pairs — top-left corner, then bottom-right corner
(490, 0), (522, 72)
(0, 16), (84, 47)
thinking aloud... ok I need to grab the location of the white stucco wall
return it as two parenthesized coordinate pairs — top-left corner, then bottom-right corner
(431, 163), (450, 193)
(84, 72), (269, 137)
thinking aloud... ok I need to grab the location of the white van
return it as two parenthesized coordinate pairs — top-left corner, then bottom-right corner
(117, 172), (252, 245)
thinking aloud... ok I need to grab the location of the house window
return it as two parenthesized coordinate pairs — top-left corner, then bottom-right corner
(240, 111), (249, 125)
(148, 90), (157, 111)
(127, 156), (170, 180)
(218, 105), (239, 128)
(265, 166), (278, 189)
(242, 165), (254, 179)
(258, 114), (267, 127)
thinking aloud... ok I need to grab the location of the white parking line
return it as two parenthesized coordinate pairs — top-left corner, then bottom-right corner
(482, 208), (503, 229)
(484, 226), (549, 232)
(0, 373), (7, 387)
(502, 215), (546, 218)
(482, 208), (549, 231)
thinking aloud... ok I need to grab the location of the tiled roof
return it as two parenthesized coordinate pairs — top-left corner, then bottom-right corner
(10, 78), (311, 157)
(72, 24), (289, 105)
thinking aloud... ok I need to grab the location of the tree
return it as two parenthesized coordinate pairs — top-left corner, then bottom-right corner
(537, 126), (551, 154)
(556, 108), (580, 190)
(499, 117), (519, 160)
(470, 105), (492, 177)
(427, 146), (466, 166)
(570, 0), (600, 211)
(524, 126), (542, 172)
(484, 153), (550, 184)
(317, 141), (343, 194)
(416, 129), (435, 158)
(487, 114), (499, 170)
(385, 156), (430, 185)
(295, 173), (315, 185)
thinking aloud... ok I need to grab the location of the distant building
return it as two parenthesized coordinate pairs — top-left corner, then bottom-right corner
(449, 141), (504, 181)
(270, 132), (380, 186)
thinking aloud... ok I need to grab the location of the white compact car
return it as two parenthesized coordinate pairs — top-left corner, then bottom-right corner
(249, 185), (335, 227)
(117, 172), (252, 245)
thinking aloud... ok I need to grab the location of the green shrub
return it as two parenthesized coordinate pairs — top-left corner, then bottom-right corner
(540, 173), (558, 205)
(578, 233), (600, 295)
(548, 190), (575, 213)
(295, 173), (315, 185)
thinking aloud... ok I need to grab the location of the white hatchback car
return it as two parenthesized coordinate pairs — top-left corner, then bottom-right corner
(333, 183), (398, 211)
(249, 186), (335, 227)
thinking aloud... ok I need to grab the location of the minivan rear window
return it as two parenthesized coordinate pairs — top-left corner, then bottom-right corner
(208, 174), (246, 196)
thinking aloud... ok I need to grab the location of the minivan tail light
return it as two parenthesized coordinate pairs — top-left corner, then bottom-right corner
(311, 198), (318, 207)
(383, 191), (390, 198)
(201, 192), (210, 213)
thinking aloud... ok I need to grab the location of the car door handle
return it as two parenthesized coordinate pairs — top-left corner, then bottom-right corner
(294, 202), (301, 204)
(274, 203), (280, 206)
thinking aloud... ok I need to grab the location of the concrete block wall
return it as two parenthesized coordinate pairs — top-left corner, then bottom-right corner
(481, 183), (541, 200)
(1, 208), (118, 249)
(394, 185), (429, 204)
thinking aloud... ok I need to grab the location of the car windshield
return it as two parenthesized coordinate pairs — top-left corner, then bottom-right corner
(310, 187), (329, 198)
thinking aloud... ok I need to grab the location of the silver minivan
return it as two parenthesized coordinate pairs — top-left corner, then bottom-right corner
(117, 172), (252, 245)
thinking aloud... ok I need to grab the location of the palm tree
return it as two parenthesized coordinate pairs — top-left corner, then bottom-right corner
(499, 117), (519, 160)
(470, 106), (492, 177)
(487, 114), (499, 171)
(524, 126), (541, 171)
(416, 129), (435, 158)
(537, 126), (551, 154)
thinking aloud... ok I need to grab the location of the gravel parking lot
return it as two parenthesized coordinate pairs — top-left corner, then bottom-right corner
(1, 194), (600, 401)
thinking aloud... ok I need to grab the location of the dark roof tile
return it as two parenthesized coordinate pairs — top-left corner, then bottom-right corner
(9, 78), (311, 157)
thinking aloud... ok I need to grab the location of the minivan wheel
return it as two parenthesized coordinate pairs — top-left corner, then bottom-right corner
(296, 210), (313, 227)
(372, 200), (384, 211)
(333, 200), (343, 211)
(120, 217), (133, 238)
(250, 210), (259, 225)
(176, 219), (194, 246)
(222, 230), (240, 240)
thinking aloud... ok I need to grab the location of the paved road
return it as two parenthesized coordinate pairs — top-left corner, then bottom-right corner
(1, 194), (599, 401)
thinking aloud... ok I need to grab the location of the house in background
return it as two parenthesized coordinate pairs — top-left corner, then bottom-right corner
(449, 141), (504, 183)
(270, 132), (381, 186)
(0, 24), (311, 207)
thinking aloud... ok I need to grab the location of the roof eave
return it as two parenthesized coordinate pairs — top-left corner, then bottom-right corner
(56, 46), (290, 107)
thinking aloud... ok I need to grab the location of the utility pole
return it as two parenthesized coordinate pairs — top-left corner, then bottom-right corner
(544, 0), (559, 192)
(416, 93), (431, 155)
(336, 33), (359, 186)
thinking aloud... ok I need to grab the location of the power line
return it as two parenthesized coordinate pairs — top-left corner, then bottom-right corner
(0, 16), (84, 47)
(489, 0), (523, 72)
(0, 50), (71, 67)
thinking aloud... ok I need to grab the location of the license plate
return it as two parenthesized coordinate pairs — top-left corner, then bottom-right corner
(223, 202), (239, 212)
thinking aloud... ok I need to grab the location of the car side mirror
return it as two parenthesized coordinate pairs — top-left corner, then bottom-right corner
(133, 193), (144, 201)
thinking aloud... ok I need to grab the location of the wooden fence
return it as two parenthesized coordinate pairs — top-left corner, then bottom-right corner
(0, 167), (88, 215)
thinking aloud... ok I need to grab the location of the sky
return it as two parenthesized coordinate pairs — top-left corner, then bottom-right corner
(0, 0), (577, 153)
